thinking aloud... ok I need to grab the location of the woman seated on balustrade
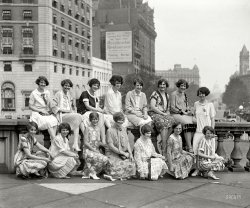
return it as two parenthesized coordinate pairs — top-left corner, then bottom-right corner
(14, 122), (51, 179)
(77, 78), (105, 141)
(166, 122), (195, 179)
(53, 79), (85, 151)
(105, 112), (136, 180)
(197, 126), (224, 180)
(134, 124), (167, 180)
(48, 123), (81, 179)
(149, 79), (175, 155)
(125, 78), (152, 127)
(103, 75), (129, 128)
(29, 76), (58, 140)
(82, 112), (109, 180)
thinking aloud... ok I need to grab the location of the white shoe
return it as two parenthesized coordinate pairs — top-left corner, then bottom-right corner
(103, 174), (116, 181)
(191, 169), (199, 177)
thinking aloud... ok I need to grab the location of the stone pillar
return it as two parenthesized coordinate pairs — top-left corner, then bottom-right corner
(244, 133), (250, 172)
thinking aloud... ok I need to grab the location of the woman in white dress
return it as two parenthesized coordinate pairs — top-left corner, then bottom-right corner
(29, 76), (58, 140)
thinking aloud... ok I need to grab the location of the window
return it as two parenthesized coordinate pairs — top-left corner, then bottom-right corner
(53, 49), (57, 56)
(81, 29), (85, 36)
(62, 65), (65, 74)
(75, 55), (79, 61)
(54, 63), (57, 73)
(68, 53), (72, 60)
(82, 69), (85, 77)
(3, 0), (12, 3)
(4, 61), (12, 72)
(87, 59), (90, 64)
(3, 47), (12, 54)
(68, 38), (72, 45)
(81, 2), (84, 9)
(53, 31), (57, 40)
(88, 71), (90, 77)
(61, 17), (65, 27)
(75, 40), (79, 48)
(60, 4), (65, 12)
(23, 10), (32, 20)
(68, 9), (72, 16)
(23, 0), (33, 3)
(86, 19), (90, 26)
(52, 0), (57, 8)
(23, 91), (31, 108)
(69, 22), (72, 30)
(61, 51), (65, 58)
(53, 14), (57, 24)
(75, 0), (78, 5)
(75, 13), (80, 20)
(1, 82), (15, 111)
(75, 25), (78, 33)
(24, 61), (32, 71)
(61, 33), (65, 43)
(81, 16), (85, 23)
(86, 6), (90, 13)
(2, 10), (11, 20)
(81, 56), (85, 63)
(69, 67), (72, 75)
(81, 41), (85, 49)
(76, 68), (79, 76)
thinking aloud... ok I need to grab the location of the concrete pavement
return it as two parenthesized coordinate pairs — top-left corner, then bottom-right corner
(1, 171), (250, 208)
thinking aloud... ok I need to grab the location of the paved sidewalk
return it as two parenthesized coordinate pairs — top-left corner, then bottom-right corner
(1, 172), (250, 208)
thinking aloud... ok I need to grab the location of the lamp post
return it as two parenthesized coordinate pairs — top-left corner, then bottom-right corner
(239, 105), (244, 122)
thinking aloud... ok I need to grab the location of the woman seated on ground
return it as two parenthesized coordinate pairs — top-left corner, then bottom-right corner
(105, 112), (136, 180)
(134, 124), (167, 180)
(82, 112), (109, 180)
(77, 78), (105, 142)
(149, 79), (175, 155)
(48, 123), (81, 179)
(103, 75), (129, 128)
(14, 122), (51, 179)
(170, 79), (195, 153)
(166, 122), (195, 179)
(29, 76), (58, 140)
(54, 79), (85, 151)
(197, 126), (224, 180)
(125, 78), (152, 127)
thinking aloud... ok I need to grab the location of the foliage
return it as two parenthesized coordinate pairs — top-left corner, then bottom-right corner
(222, 77), (250, 110)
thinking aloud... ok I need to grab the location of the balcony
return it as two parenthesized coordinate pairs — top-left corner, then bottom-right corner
(22, 38), (34, 49)
(1, 37), (13, 48)
(134, 47), (141, 58)
(53, 40), (58, 49)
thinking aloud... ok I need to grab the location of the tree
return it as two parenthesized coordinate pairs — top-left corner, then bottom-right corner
(185, 82), (199, 107)
(222, 77), (250, 111)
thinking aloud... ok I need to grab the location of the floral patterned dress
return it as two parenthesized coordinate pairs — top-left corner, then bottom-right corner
(166, 134), (194, 179)
(105, 126), (136, 179)
(197, 137), (225, 172)
(14, 134), (48, 177)
(134, 137), (168, 180)
(82, 126), (109, 176)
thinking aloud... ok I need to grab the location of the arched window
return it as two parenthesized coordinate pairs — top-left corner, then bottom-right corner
(1, 82), (15, 111)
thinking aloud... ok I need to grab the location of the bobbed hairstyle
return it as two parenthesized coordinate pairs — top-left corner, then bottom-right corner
(61, 79), (73, 87)
(133, 78), (143, 86)
(141, 124), (153, 135)
(197, 87), (210, 96)
(88, 78), (100, 88)
(202, 126), (215, 135)
(113, 112), (125, 122)
(109, 75), (123, 86)
(58, 122), (72, 136)
(157, 79), (169, 88)
(89, 112), (99, 121)
(175, 79), (189, 89)
(27, 121), (38, 132)
(172, 122), (182, 130)
(35, 76), (49, 86)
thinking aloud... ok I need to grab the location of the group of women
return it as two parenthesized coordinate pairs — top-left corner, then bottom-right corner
(14, 75), (225, 181)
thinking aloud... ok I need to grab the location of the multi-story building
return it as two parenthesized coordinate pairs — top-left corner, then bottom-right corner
(156, 64), (200, 88)
(0, 0), (93, 118)
(239, 45), (249, 75)
(92, 0), (156, 76)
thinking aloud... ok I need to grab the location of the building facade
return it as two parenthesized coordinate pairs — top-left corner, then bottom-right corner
(0, 0), (93, 118)
(92, 0), (156, 76)
(239, 45), (249, 75)
(156, 64), (200, 88)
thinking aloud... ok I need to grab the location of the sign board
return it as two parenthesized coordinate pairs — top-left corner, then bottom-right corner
(106, 31), (132, 62)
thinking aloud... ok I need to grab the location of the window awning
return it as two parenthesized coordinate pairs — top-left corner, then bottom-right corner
(22, 28), (33, 33)
(23, 11), (32, 16)
(2, 10), (11, 15)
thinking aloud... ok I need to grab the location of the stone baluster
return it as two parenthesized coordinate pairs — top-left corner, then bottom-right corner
(244, 132), (250, 172)
(215, 133), (227, 159)
(42, 130), (51, 149)
(229, 131), (245, 172)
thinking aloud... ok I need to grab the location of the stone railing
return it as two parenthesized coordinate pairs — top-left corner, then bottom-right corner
(1, 119), (250, 173)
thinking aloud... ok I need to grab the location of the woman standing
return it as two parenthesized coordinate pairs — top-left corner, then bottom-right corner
(166, 123), (194, 179)
(170, 79), (194, 153)
(134, 124), (167, 180)
(125, 78), (152, 127)
(29, 76), (58, 139)
(54, 79), (85, 151)
(149, 79), (175, 154)
(105, 112), (136, 180)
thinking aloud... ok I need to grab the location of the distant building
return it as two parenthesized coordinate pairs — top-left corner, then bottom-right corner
(0, 0), (93, 118)
(92, 0), (156, 76)
(155, 64), (200, 88)
(239, 45), (249, 75)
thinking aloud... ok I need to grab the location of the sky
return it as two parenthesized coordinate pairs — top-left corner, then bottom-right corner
(147, 0), (250, 92)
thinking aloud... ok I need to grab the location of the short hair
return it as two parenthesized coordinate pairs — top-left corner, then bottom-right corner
(61, 79), (73, 87)
(89, 112), (99, 121)
(113, 112), (125, 122)
(141, 124), (153, 135)
(157, 79), (169, 88)
(35, 76), (49, 86)
(202, 126), (215, 135)
(26, 122), (38, 132)
(88, 78), (100, 88)
(58, 122), (72, 136)
(175, 79), (189, 89)
(197, 87), (210, 96)
(172, 122), (182, 130)
(133, 78), (143, 86)
(109, 75), (123, 86)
